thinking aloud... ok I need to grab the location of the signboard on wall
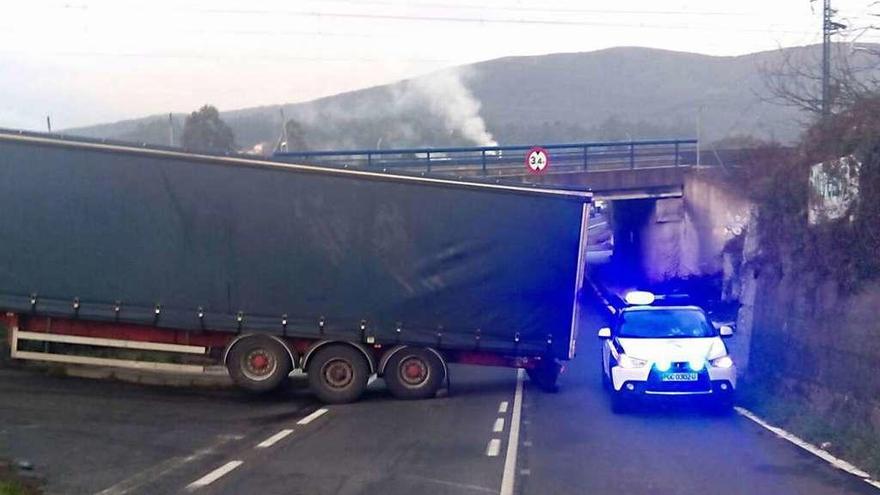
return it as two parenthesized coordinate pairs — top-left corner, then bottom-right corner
(808, 155), (861, 225)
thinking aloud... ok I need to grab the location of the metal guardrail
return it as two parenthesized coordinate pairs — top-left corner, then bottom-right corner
(273, 139), (699, 175)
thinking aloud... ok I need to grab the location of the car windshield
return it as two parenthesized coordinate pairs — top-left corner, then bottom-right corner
(618, 309), (716, 338)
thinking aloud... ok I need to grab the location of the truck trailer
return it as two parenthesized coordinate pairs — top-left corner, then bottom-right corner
(0, 129), (591, 403)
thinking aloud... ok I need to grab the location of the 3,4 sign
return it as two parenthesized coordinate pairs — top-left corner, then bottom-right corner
(526, 147), (549, 174)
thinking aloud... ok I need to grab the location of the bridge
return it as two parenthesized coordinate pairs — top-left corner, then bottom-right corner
(274, 138), (702, 200)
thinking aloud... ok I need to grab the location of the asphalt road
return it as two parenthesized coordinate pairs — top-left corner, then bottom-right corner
(1, 293), (878, 495)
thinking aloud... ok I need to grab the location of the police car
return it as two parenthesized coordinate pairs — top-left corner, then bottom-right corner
(598, 291), (736, 413)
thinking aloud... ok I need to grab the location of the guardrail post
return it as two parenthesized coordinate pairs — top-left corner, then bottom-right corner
(426, 151), (431, 173)
(481, 150), (487, 174)
(674, 142), (680, 166)
(583, 146), (589, 170)
(629, 142), (635, 169)
(367, 153), (372, 168)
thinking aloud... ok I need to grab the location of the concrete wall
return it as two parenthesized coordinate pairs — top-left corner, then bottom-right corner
(638, 168), (752, 282)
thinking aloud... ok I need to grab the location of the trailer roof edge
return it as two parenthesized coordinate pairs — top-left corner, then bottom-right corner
(0, 130), (592, 201)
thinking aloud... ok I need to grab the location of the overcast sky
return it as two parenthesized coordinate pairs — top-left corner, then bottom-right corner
(1, 0), (877, 130)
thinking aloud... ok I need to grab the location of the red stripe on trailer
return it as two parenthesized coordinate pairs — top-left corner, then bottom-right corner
(15, 315), (231, 348)
(452, 351), (538, 369)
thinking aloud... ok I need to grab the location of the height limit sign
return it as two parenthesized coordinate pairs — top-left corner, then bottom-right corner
(526, 147), (549, 174)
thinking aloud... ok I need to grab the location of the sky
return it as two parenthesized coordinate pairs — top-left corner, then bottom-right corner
(1, 0), (878, 130)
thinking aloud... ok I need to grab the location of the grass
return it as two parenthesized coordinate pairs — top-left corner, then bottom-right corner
(739, 379), (880, 478)
(0, 462), (41, 495)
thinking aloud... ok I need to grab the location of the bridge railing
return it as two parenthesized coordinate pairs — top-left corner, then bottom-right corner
(273, 139), (698, 175)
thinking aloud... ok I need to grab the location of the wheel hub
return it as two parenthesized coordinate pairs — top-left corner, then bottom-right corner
(399, 356), (429, 387)
(242, 349), (277, 381)
(323, 359), (354, 389)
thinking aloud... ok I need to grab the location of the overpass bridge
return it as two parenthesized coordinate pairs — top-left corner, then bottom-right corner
(274, 139), (703, 200)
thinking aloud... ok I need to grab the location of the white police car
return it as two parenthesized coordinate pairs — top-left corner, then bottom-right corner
(598, 291), (736, 413)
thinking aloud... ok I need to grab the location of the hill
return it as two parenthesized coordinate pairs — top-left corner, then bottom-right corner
(65, 44), (870, 152)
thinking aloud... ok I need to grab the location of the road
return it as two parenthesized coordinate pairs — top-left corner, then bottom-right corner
(1, 293), (877, 495)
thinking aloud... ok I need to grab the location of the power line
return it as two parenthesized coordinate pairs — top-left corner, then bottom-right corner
(313, 0), (762, 17)
(49, 3), (818, 35)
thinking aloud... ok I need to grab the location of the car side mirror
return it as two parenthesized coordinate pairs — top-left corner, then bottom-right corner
(719, 325), (734, 337)
(597, 327), (611, 339)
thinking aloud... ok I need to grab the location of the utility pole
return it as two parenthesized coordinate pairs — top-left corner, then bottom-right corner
(696, 104), (703, 167)
(821, 0), (847, 116)
(822, 0), (832, 116)
(168, 113), (175, 146)
(46, 115), (52, 133)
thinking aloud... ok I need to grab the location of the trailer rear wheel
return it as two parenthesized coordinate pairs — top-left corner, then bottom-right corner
(527, 359), (561, 393)
(384, 347), (443, 400)
(307, 345), (370, 404)
(227, 335), (293, 393)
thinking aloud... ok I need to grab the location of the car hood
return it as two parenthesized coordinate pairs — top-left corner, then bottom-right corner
(616, 337), (726, 362)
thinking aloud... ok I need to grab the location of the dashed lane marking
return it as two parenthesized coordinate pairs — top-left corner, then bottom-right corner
(255, 429), (294, 449)
(296, 408), (328, 425)
(486, 439), (501, 457)
(493, 418), (505, 433)
(500, 369), (524, 495)
(186, 460), (243, 491)
(498, 401), (509, 413)
(94, 434), (241, 495)
(736, 407), (880, 491)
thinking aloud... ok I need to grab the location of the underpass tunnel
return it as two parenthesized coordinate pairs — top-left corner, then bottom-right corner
(589, 194), (725, 308)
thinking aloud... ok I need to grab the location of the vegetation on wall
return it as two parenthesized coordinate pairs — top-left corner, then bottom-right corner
(732, 96), (880, 291)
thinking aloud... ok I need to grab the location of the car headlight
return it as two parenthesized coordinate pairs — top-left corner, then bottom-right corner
(617, 354), (648, 369)
(710, 356), (734, 368)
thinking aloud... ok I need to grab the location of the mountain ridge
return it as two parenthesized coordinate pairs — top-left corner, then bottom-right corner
(64, 44), (874, 151)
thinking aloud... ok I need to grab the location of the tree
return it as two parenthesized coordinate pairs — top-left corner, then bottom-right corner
(280, 118), (309, 152)
(181, 105), (236, 153)
(761, 0), (880, 117)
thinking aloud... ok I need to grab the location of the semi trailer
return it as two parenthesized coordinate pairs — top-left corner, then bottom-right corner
(0, 129), (591, 403)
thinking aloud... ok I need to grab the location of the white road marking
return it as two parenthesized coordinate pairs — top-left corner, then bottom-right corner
(95, 434), (240, 495)
(256, 429), (294, 449)
(486, 439), (501, 457)
(500, 369), (524, 495)
(493, 418), (505, 433)
(498, 401), (509, 413)
(399, 474), (496, 493)
(523, 440), (533, 447)
(735, 407), (880, 490)
(296, 408), (328, 425)
(186, 460), (243, 491)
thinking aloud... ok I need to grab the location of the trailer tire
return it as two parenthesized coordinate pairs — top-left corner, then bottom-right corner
(227, 335), (293, 393)
(384, 347), (443, 400)
(527, 359), (561, 393)
(307, 345), (370, 404)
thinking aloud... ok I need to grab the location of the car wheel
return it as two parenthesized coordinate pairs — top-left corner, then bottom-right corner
(601, 365), (611, 391)
(708, 395), (735, 415)
(611, 391), (632, 414)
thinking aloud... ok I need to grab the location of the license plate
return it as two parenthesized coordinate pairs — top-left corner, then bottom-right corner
(662, 372), (698, 382)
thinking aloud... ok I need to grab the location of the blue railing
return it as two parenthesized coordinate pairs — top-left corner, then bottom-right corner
(273, 139), (698, 175)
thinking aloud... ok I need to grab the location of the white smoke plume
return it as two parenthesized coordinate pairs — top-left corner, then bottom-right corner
(399, 69), (498, 147)
(287, 67), (497, 149)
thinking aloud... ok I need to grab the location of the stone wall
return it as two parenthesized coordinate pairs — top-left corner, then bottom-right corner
(731, 200), (880, 440)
